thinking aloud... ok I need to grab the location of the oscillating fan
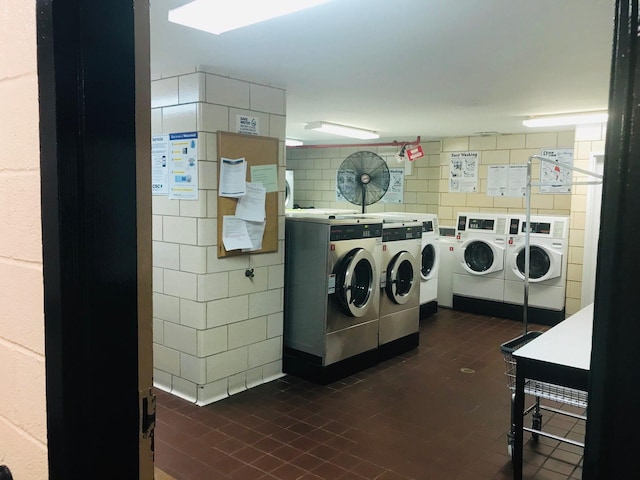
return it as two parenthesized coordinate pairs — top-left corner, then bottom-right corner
(337, 151), (390, 213)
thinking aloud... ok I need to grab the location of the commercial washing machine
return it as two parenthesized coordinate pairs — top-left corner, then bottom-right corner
(366, 212), (440, 318)
(284, 215), (383, 382)
(377, 219), (422, 358)
(452, 212), (509, 317)
(503, 215), (569, 325)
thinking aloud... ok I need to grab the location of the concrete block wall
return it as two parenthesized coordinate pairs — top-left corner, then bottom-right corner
(567, 123), (607, 314)
(0, 1), (48, 478)
(436, 132), (575, 225)
(151, 68), (286, 405)
(286, 140), (442, 214)
(287, 130), (592, 314)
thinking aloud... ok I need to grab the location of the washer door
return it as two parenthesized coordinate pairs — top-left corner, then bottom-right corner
(334, 248), (376, 317)
(512, 244), (562, 282)
(385, 251), (417, 304)
(459, 239), (504, 275)
(421, 240), (439, 281)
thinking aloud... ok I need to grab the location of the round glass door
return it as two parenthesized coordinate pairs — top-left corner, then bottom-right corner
(464, 241), (494, 272)
(334, 248), (375, 317)
(385, 251), (415, 304)
(516, 246), (551, 280)
(421, 244), (436, 280)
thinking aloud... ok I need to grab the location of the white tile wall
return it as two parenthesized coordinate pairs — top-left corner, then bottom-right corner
(196, 379), (228, 406)
(164, 322), (197, 356)
(206, 347), (248, 382)
(153, 293), (180, 323)
(228, 317), (267, 349)
(163, 103), (197, 133)
(180, 353), (207, 384)
(248, 289), (282, 318)
(250, 84), (285, 114)
(197, 272), (229, 301)
(197, 326), (228, 357)
(206, 74), (250, 108)
(180, 298), (207, 329)
(152, 70), (285, 405)
(163, 269), (197, 301)
(207, 295), (249, 328)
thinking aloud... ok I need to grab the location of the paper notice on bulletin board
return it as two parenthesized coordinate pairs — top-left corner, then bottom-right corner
(539, 148), (574, 194)
(449, 152), (479, 193)
(487, 165), (527, 197)
(168, 132), (199, 200)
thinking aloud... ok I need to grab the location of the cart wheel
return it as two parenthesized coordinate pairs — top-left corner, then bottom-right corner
(507, 432), (514, 458)
(531, 413), (542, 441)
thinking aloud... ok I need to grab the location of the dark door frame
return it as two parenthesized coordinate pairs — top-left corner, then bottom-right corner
(584, 1), (640, 477)
(37, 1), (152, 478)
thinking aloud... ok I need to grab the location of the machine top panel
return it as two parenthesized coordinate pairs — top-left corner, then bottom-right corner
(330, 223), (383, 241)
(382, 225), (422, 242)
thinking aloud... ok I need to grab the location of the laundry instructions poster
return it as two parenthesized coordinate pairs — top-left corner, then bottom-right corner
(539, 148), (574, 194)
(449, 151), (479, 193)
(168, 132), (199, 200)
(487, 164), (527, 197)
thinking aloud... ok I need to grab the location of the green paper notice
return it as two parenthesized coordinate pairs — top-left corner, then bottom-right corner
(250, 164), (278, 193)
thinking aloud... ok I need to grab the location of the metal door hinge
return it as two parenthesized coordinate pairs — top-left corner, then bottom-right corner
(141, 390), (156, 439)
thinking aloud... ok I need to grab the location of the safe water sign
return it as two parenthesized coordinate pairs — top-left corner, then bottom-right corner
(236, 115), (259, 136)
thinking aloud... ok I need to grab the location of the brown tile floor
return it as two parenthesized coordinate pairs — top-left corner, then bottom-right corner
(155, 308), (584, 479)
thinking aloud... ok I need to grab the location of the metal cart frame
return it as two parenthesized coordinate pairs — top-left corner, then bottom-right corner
(501, 154), (601, 456)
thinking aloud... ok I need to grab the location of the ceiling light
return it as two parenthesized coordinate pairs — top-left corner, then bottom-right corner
(523, 111), (608, 128)
(305, 122), (380, 140)
(285, 139), (303, 147)
(168, 0), (332, 35)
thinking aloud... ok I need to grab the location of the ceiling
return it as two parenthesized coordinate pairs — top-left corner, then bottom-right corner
(150, 0), (616, 145)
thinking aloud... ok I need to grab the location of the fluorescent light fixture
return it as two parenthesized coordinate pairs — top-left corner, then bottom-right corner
(523, 111), (608, 128)
(285, 139), (303, 147)
(168, 0), (332, 35)
(305, 122), (380, 140)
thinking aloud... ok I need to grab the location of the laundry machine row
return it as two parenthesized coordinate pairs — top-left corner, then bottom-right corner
(361, 212), (440, 319)
(283, 214), (422, 382)
(451, 212), (569, 325)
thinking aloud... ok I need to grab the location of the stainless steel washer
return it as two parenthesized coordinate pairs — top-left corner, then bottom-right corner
(284, 215), (383, 381)
(378, 220), (422, 356)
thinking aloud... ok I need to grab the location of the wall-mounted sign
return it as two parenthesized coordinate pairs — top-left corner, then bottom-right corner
(236, 114), (259, 136)
(151, 135), (169, 195)
(449, 151), (479, 193)
(539, 148), (574, 194)
(487, 164), (527, 197)
(406, 145), (424, 161)
(168, 132), (199, 200)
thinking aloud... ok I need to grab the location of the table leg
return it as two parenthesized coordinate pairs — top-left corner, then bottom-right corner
(513, 367), (525, 480)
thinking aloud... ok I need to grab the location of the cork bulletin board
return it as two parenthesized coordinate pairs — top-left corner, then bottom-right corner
(217, 131), (279, 258)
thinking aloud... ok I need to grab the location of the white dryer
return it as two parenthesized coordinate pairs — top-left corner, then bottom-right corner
(377, 219), (422, 358)
(452, 212), (509, 316)
(284, 215), (384, 382)
(503, 215), (569, 325)
(372, 212), (440, 318)
(285, 170), (294, 208)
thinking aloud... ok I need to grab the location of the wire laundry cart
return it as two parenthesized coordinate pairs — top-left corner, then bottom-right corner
(500, 154), (600, 456)
(501, 332), (588, 455)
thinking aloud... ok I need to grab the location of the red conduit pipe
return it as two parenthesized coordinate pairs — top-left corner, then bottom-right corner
(286, 136), (421, 149)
